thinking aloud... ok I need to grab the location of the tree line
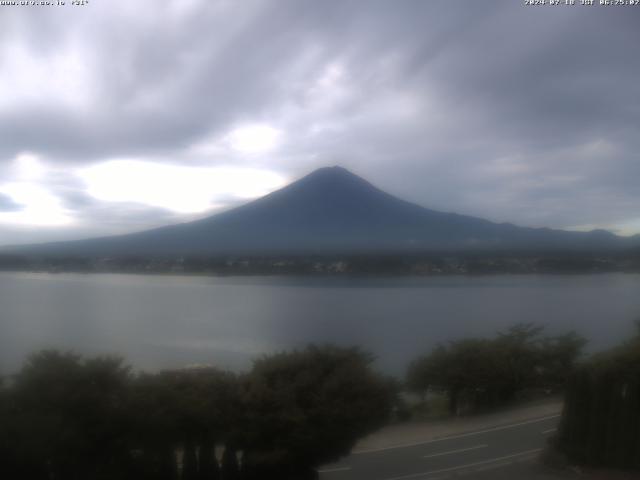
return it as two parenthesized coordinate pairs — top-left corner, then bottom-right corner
(0, 346), (393, 480)
(405, 322), (640, 473)
(406, 323), (586, 415)
(0, 323), (597, 479)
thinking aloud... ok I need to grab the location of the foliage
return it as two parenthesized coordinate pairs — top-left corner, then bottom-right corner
(239, 345), (394, 479)
(407, 324), (585, 414)
(4, 351), (133, 479)
(0, 345), (393, 479)
(557, 327), (640, 470)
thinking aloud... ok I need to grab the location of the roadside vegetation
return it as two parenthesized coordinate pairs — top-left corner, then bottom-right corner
(555, 324), (640, 472)
(407, 322), (640, 475)
(406, 323), (586, 416)
(2, 323), (638, 479)
(0, 346), (393, 480)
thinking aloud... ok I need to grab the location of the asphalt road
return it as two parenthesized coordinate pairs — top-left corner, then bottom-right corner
(318, 414), (560, 480)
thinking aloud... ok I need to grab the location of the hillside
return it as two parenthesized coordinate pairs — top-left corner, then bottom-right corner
(5, 166), (637, 256)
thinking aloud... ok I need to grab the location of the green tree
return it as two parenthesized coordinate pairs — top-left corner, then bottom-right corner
(408, 339), (506, 414)
(558, 331), (640, 470)
(9, 351), (133, 480)
(127, 373), (180, 480)
(1, 345), (394, 479)
(239, 345), (394, 479)
(0, 376), (15, 476)
(129, 367), (238, 480)
(538, 331), (587, 390)
(408, 324), (585, 415)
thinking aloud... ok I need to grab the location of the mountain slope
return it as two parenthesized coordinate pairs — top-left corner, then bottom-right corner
(7, 166), (637, 256)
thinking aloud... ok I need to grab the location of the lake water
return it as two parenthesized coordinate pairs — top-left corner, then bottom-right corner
(1, 272), (639, 376)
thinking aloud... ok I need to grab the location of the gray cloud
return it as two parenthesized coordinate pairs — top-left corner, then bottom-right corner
(1, 0), (640, 243)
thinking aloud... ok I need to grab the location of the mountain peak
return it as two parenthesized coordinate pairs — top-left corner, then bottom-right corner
(315, 165), (352, 173)
(291, 165), (375, 191)
(303, 165), (360, 180)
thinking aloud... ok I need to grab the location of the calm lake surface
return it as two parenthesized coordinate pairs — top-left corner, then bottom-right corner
(1, 272), (639, 376)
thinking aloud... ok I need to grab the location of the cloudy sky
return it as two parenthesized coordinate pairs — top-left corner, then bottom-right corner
(1, 0), (639, 246)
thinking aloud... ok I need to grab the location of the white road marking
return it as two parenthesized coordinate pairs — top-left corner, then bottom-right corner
(542, 428), (557, 434)
(384, 448), (543, 480)
(317, 466), (352, 473)
(353, 414), (560, 454)
(422, 444), (488, 459)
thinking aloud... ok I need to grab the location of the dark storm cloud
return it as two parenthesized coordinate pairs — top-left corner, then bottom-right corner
(1, 0), (640, 243)
(0, 0), (493, 162)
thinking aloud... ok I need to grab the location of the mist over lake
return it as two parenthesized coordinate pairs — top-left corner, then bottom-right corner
(1, 272), (638, 376)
